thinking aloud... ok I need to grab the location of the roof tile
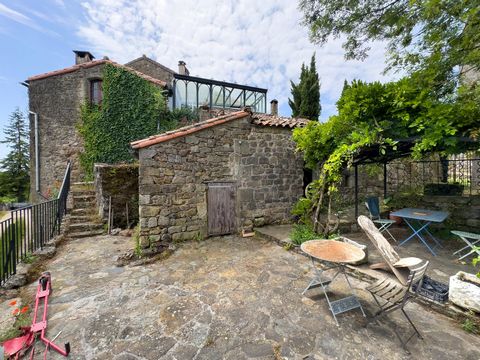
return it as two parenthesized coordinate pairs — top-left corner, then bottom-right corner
(28, 59), (167, 87)
(251, 113), (310, 128)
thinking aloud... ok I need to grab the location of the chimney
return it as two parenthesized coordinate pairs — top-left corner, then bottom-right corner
(73, 50), (95, 65)
(178, 60), (189, 76)
(270, 99), (278, 116)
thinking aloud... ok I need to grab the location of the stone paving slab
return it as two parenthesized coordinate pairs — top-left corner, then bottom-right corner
(18, 234), (480, 359)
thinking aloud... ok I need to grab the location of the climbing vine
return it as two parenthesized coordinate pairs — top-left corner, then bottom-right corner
(78, 64), (167, 178)
(293, 77), (480, 237)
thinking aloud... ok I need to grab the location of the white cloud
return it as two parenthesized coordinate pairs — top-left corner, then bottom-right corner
(0, 2), (60, 37)
(77, 0), (399, 119)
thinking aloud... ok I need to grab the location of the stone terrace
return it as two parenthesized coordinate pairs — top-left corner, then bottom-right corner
(20, 234), (480, 359)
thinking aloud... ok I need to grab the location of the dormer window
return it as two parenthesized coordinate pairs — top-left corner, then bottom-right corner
(90, 79), (103, 106)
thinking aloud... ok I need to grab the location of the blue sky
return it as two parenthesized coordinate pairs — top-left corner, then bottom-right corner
(0, 0), (396, 160)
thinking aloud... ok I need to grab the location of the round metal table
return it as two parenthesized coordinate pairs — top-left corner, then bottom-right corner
(301, 239), (366, 325)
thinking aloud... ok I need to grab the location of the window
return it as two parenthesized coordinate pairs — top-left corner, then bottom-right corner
(90, 80), (103, 105)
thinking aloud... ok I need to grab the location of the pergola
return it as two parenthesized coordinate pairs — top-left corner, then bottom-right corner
(351, 137), (479, 218)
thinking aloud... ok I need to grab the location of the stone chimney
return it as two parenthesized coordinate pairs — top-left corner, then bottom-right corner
(178, 60), (189, 76)
(270, 99), (278, 116)
(73, 50), (95, 65)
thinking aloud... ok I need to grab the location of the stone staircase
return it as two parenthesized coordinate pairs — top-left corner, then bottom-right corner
(68, 182), (104, 239)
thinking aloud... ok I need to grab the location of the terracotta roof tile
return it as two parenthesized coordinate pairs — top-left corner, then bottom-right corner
(27, 59), (167, 87)
(131, 110), (251, 149)
(251, 113), (310, 128)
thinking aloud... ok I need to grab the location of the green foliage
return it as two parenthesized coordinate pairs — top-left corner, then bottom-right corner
(133, 225), (142, 258)
(299, 0), (480, 98)
(78, 64), (167, 178)
(0, 311), (31, 343)
(290, 224), (319, 245)
(473, 248), (480, 278)
(293, 77), (479, 236)
(288, 54), (321, 120)
(0, 219), (25, 277)
(462, 317), (478, 334)
(0, 108), (30, 202)
(292, 197), (314, 225)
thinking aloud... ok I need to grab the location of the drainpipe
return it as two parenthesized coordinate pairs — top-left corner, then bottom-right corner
(29, 111), (40, 193)
(22, 81), (45, 200)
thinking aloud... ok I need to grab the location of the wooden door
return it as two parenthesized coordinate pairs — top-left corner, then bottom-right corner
(207, 182), (236, 236)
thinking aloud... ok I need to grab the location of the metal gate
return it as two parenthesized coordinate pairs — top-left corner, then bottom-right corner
(207, 182), (236, 236)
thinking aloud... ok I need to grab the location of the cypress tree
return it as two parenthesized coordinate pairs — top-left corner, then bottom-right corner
(288, 55), (321, 120)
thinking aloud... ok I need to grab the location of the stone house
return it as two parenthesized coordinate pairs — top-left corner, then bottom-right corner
(131, 108), (309, 246)
(25, 50), (268, 202)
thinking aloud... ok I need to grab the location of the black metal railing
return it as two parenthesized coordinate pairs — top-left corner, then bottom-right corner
(0, 161), (71, 285)
(387, 157), (480, 196)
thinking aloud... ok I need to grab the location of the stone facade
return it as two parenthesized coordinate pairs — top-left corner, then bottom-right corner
(94, 163), (139, 228)
(137, 115), (304, 246)
(125, 56), (175, 84)
(28, 64), (104, 202)
(27, 55), (168, 203)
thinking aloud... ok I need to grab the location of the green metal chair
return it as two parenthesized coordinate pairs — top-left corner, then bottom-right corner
(451, 230), (480, 260)
(365, 261), (429, 353)
(365, 196), (397, 242)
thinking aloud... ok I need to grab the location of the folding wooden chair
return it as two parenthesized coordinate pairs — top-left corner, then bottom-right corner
(365, 261), (429, 353)
(358, 215), (423, 286)
(451, 230), (480, 260)
(365, 197), (397, 242)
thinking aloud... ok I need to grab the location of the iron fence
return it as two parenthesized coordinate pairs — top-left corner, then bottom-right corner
(387, 157), (480, 196)
(0, 161), (71, 286)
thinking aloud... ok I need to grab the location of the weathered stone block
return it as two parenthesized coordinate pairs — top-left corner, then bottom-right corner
(148, 217), (158, 228)
(449, 272), (480, 313)
(140, 206), (160, 217)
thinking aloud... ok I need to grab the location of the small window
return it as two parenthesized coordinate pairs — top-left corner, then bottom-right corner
(90, 80), (102, 105)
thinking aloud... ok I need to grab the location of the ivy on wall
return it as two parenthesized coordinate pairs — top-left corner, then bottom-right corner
(78, 64), (166, 178)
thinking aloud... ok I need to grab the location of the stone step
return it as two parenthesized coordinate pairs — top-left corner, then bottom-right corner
(71, 182), (95, 191)
(71, 189), (96, 197)
(73, 195), (96, 208)
(69, 222), (104, 232)
(70, 215), (95, 224)
(68, 229), (105, 239)
(71, 208), (96, 216)
(73, 194), (96, 201)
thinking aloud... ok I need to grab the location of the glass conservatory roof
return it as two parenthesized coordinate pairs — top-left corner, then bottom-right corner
(173, 74), (268, 113)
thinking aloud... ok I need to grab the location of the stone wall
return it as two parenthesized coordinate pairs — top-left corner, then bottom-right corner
(94, 163), (139, 228)
(126, 57), (175, 84)
(419, 195), (480, 231)
(138, 117), (304, 246)
(28, 64), (104, 203)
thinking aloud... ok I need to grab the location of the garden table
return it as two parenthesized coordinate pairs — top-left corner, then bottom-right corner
(301, 240), (366, 325)
(390, 208), (449, 256)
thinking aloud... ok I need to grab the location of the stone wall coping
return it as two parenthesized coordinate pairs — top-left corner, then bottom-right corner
(94, 163), (139, 169)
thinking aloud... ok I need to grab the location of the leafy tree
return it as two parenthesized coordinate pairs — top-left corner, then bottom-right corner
(0, 108), (30, 202)
(288, 55), (321, 120)
(293, 77), (479, 235)
(299, 0), (480, 94)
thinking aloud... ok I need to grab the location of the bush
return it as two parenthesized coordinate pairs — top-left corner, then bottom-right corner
(290, 224), (320, 245)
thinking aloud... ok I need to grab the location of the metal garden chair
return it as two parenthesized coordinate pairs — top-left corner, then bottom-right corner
(365, 196), (397, 242)
(365, 260), (430, 353)
(451, 230), (480, 260)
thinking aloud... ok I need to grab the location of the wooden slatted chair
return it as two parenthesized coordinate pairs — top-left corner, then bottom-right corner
(366, 261), (429, 353)
(358, 215), (423, 286)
